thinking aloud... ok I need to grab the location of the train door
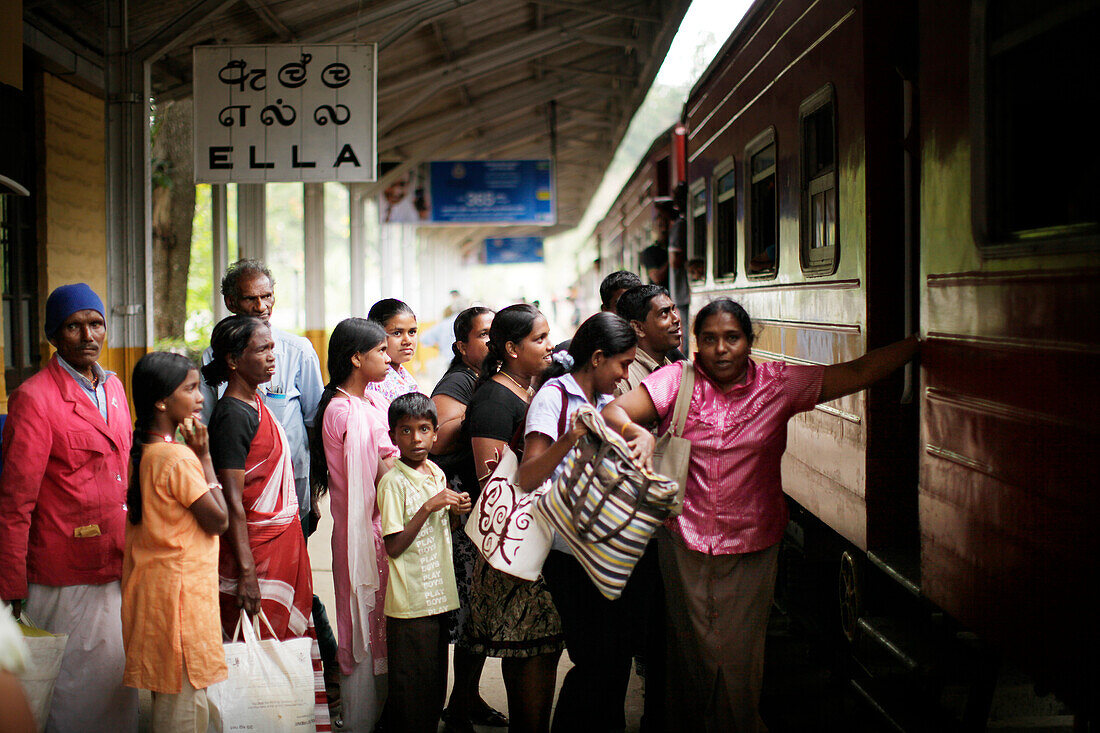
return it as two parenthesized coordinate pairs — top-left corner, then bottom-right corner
(860, 0), (921, 587)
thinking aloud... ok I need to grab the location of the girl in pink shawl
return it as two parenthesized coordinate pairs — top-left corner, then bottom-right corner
(310, 318), (398, 732)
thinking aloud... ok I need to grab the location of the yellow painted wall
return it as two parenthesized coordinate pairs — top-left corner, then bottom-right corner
(37, 71), (109, 365)
(2, 72), (112, 413)
(0, 0), (21, 90)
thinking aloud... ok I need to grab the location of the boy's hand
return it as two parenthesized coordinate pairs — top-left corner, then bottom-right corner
(423, 488), (462, 514)
(181, 417), (210, 459)
(450, 492), (472, 515)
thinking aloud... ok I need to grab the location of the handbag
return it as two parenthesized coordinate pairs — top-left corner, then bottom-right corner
(536, 404), (679, 600)
(206, 610), (316, 733)
(651, 360), (695, 516)
(16, 613), (68, 733)
(463, 386), (568, 581)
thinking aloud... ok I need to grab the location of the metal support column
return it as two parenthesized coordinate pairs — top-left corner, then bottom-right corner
(348, 183), (367, 316)
(105, 0), (152, 376)
(379, 224), (397, 299)
(212, 183), (230, 320)
(238, 183), (266, 261)
(303, 183), (326, 366)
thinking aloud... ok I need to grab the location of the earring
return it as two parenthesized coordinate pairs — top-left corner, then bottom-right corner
(155, 402), (166, 411)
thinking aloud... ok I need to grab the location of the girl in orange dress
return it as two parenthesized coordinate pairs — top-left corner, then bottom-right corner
(121, 352), (229, 732)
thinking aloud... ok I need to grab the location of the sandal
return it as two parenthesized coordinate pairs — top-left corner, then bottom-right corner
(469, 703), (509, 728)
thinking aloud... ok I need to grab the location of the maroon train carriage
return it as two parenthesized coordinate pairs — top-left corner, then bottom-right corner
(593, 125), (686, 283)
(594, 0), (1099, 724)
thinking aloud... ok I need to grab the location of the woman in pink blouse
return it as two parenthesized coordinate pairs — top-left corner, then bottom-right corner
(604, 299), (918, 732)
(310, 318), (398, 732)
(365, 299), (421, 403)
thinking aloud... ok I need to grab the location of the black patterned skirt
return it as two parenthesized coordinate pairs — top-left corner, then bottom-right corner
(462, 555), (564, 658)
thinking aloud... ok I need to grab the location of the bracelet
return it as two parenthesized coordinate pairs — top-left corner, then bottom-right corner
(208, 482), (223, 491)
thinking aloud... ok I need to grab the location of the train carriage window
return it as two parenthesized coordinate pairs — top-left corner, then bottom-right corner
(688, 179), (708, 283)
(746, 129), (778, 278)
(714, 159), (737, 280)
(799, 86), (838, 273)
(655, 156), (671, 198)
(978, 0), (1099, 249)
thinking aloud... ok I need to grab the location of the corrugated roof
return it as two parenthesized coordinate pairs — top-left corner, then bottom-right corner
(24, 0), (691, 241)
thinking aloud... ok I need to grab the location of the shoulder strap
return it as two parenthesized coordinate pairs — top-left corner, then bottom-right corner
(668, 361), (695, 438)
(557, 384), (570, 436)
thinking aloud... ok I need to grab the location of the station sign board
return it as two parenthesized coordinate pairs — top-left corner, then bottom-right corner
(484, 236), (545, 264)
(193, 44), (377, 183)
(429, 160), (555, 224)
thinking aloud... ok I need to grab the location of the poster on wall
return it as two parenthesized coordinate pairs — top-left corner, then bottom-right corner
(193, 44), (377, 183)
(429, 160), (555, 224)
(484, 237), (545, 264)
(378, 162), (431, 224)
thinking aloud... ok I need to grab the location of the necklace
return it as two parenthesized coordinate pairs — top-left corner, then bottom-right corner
(146, 431), (175, 443)
(500, 369), (534, 398)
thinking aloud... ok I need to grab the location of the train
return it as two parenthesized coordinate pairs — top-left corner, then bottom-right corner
(590, 0), (1099, 725)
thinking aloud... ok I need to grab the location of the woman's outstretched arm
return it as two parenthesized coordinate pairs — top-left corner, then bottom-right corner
(819, 335), (920, 404)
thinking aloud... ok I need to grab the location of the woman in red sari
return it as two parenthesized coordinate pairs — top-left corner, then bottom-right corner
(202, 315), (330, 730)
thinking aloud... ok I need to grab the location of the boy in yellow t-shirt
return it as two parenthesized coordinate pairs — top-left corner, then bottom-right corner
(377, 392), (471, 732)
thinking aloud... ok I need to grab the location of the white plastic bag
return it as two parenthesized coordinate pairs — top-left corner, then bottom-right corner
(206, 610), (315, 733)
(16, 613), (68, 733)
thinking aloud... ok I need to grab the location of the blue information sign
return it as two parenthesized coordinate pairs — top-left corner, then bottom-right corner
(484, 237), (545, 264)
(430, 160), (555, 224)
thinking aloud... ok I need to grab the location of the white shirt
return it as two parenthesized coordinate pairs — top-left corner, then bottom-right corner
(525, 373), (614, 554)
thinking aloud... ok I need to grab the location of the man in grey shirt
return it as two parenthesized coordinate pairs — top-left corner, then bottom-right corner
(201, 259), (323, 522)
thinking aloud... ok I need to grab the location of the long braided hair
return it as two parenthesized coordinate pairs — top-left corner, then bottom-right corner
(128, 352), (196, 524)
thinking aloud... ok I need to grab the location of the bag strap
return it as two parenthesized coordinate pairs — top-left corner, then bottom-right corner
(668, 361), (695, 438)
(253, 609), (279, 640)
(557, 384), (569, 437)
(511, 383), (569, 454)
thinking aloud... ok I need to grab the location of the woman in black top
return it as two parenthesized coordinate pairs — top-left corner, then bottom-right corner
(430, 307), (510, 731)
(431, 306), (494, 499)
(462, 304), (563, 733)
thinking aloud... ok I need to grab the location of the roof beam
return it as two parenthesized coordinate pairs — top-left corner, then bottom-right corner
(570, 31), (641, 51)
(304, 0), (477, 44)
(535, 61), (635, 82)
(379, 14), (610, 98)
(133, 0), (237, 61)
(527, 0), (661, 23)
(242, 0), (296, 41)
(380, 78), (577, 149)
(377, 0), (481, 50)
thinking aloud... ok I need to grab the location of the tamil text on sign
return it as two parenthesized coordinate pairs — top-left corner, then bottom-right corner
(193, 44), (377, 183)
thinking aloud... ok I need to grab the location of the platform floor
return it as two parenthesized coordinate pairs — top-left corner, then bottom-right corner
(139, 495), (1075, 731)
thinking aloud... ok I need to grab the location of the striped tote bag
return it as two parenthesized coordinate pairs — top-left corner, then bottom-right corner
(535, 404), (679, 600)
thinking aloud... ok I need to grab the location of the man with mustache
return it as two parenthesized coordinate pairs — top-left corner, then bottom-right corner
(0, 283), (138, 731)
(614, 284), (684, 397)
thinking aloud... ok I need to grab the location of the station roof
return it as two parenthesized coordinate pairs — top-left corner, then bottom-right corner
(24, 0), (691, 245)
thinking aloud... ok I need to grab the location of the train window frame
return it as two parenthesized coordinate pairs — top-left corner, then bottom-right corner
(971, 0), (1099, 256)
(687, 177), (709, 286)
(712, 157), (737, 281)
(798, 85), (839, 275)
(744, 127), (779, 280)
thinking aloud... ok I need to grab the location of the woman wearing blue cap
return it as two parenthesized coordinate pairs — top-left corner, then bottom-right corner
(0, 283), (139, 732)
